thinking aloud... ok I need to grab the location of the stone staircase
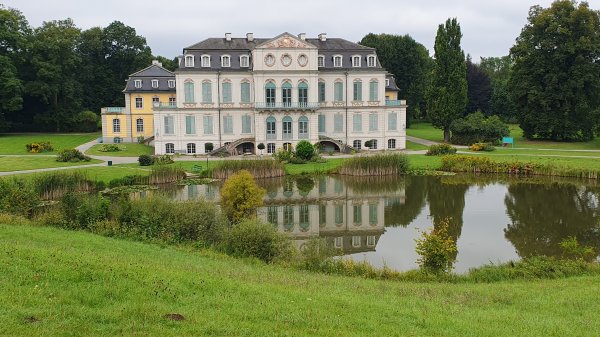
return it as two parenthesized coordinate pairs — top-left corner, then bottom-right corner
(318, 135), (355, 154)
(209, 137), (256, 156)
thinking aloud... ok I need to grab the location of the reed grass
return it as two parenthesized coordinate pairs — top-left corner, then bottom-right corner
(338, 153), (409, 176)
(32, 171), (95, 200)
(212, 159), (284, 179)
(148, 165), (186, 184)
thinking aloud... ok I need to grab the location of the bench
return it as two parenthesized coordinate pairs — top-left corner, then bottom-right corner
(191, 165), (203, 173)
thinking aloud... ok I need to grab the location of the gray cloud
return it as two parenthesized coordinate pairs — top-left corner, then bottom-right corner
(5, 0), (558, 59)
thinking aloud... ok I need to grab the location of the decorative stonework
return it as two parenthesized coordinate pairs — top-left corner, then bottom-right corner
(368, 101), (380, 106)
(265, 53), (275, 67)
(351, 101), (364, 106)
(281, 53), (292, 67)
(240, 103), (254, 108)
(183, 103), (197, 108)
(333, 102), (345, 107)
(201, 103), (214, 108)
(265, 35), (309, 49)
(298, 54), (308, 67)
(220, 103), (234, 108)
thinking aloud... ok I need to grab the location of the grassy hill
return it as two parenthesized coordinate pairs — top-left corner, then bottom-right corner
(1, 224), (599, 336)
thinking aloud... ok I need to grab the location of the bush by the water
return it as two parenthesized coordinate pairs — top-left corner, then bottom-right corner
(149, 165), (186, 184)
(153, 154), (174, 165)
(450, 111), (509, 145)
(470, 142), (495, 152)
(338, 153), (409, 176)
(426, 144), (457, 156)
(441, 155), (535, 175)
(273, 148), (293, 162)
(295, 140), (315, 160)
(222, 219), (293, 263)
(99, 144), (126, 152)
(138, 154), (154, 166)
(220, 170), (265, 223)
(415, 218), (457, 274)
(56, 148), (90, 162)
(560, 236), (596, 262)
(0, 178), (40, 217)
(25, 141), (53, 153)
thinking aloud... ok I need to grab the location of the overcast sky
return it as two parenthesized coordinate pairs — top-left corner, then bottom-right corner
(5, 0), (561, 60)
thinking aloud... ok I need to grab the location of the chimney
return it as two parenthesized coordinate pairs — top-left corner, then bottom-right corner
(318, 33), (327, 41)
(177, 55), (182, 66)
(151, 59), (162, 67)
(225, 33), (232, 41)
(298, 33), (306, 40)
(246, 33), (254, 42)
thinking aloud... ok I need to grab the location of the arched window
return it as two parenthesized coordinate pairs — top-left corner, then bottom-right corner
(318, 81), (325, 102)
(298, 116), (308, 139)
(184, 80), (195, 103)
(282, 116), (292, 140)
(353, 140), (361, 150)
(333, 55), (342, 67)
(353, 80), (362, 101)
(369, 80), (379, 101)
(112, 119), (120, 133)
(240, 80), (251, 103)
(201, 55), (211, 67)
(184, 55), (194, 67)
(367, 55), (376, 67)
(136, 118), (144, 133)
(221, 55), (231, 67)
(165, 143), (175, 154)
(298, 82), (308, 107)
(187, 143), (196, 154)
(266, 116), (276, 140)
(202, 81), (212, 103)
(240, 55), (249, 67)
(282, 82), (292, 107)
(265, 81), (276, 107)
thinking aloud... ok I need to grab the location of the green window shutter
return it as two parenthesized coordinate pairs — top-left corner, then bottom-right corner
(334, 114), (343, 132)
(334, 82), (343, 101)
(222, 82), (232, 103)
(318, 114), (325, 133)
(388, 112), (397, 131)
(242, 115), (252, 133)
(353, 81), (362, 101)
(202, 82), (212, 103)
(369, 113), (378, 131)
(353, 114), (362, 132)
(369, 81), (378, 101)
(369, 204), (378, 223)
(185, 116), (195, 134)
(203, 116), (213, 134)
(318, 82), (325, 102)
(241, 82), (250, 102)
(184, 82), (194, 103)
(223, 116), (233, 134)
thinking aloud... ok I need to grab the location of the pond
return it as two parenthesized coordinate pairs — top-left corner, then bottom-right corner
(142, 174), (600, 273)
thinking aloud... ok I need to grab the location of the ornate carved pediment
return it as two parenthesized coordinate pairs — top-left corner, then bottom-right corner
(256, 33), (317, 49)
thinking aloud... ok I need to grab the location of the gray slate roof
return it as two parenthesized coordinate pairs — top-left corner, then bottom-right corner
(386, 74), (400, 92)
(124, 64), (176, 93)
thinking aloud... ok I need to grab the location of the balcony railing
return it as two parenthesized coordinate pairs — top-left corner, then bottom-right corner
(104, 107), (124, 113)
(156, 102), (178, 109)
(385, 100), (402, 106)
(255, 102), (320, 110)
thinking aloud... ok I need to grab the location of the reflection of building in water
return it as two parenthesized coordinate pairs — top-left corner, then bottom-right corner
(173, 176), (405, 254)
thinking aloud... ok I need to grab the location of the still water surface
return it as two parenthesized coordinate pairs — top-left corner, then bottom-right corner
(149, 175), (600, 273)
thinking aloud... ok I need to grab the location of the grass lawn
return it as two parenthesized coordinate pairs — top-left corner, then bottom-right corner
(0, 156), (101, 172)
(1, 224), (599, 336)
(406, 140), (429, 151)
(406, 122), (445, 142)
(85, 143), (154, 157)
(0, 133), (99, 155)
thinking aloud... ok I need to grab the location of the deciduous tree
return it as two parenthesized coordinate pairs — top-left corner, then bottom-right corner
(220, 170), (266, 223)
(466, 56), (491, 115)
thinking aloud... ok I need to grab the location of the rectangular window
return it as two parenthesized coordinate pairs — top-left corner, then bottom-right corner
(165, 143), (175, 154)
(369, 113), (378, 131)
(267, 206), (278, 225)
(334, 180), (343, 193)
(369, 204), (378, 224)
(334, 82), (343, 102)
(368, 56), (376, 67)
(134, 80), (142, 88)
(318, 56), (325, 67)
(169, 97), (176, 107)
(319, 177), (326, 194)
(152, 97), (159, 107)
(388, 139), (396, 149)
(266, 119), (276, 140)
(388, 112), (397, 131)
(136, 119), (143, 133)
(185, 115), (195, 135)
(184, 82), (194, 103)
(319, 204), (326, 225)
(352, 56), (361, 67)
(202, 82), (212, 103)
(353, 114), (362, 132)
(201, 55), (210, 67)
(267, 143), (275, 154)
(242, 115), (252, 133)
(299, 119), (308, 139)
(299, 205), (309, 226)
(112, 119), (120, 133)
(335, 205), (343, 224)
(284, 206), (294, 228)
(334, 114), (343, 133)
(187, 143), (196, 154)
(168, 80), (175, 88)
(334, 237), (343, 249)
(222, 82), (232, 103)
(241, 82), (251, 102)
(369, 81), (378, 101)
(352, 236), (361, 247)
(240, 56), (249, 68)
(203, 116), (213, 134)
(221, 56), (230, 67)
(152, 79), (158, 88)
(223, 116), (233, 134)
(353, 81), (362, 101)
(353, 204), (362, 224)
(135, 97), (143, 109)
(367, 235), (376, 246)
(318, 82), (325, 102)
(283, 119), (292, 140)
(164, 116), (174, 135)
(334, 56), (342, 67)
(318, 115), (325, 133)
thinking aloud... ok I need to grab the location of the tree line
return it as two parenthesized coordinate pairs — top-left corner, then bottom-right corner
(0, 4), (177, 132)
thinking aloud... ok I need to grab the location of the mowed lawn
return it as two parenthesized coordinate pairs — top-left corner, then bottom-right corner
(85, 143), (154, 157)
(0, 156), (101, 172)
(0, 133), (100, 155)
(1, 224), (599, 337)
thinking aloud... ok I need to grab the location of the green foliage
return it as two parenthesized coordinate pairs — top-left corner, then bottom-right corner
(98, 144), (125, 152)
(74, 111), (99, 132)
(220, 170), (265, 223)
(426, 144), (457, 156)
(338, 153), (409, 176)
(288, 157), (307, 164)
(148, 165), (186, 184)
(441, 155), (536, 175)
(138, 154), (154, 166)
(60, 192), (109, 229)
(212, 159), (284, 179)
(33, 171), (94, 199)
(0, 178), (39, 217)
(470, 143), (495, 152)
(364, 140), (373, 149)
(257, 143), (265, 150)
(450, 111), (509, 145)
(295, 176), (315, 196)
(107, 175), (148, 188)
(509, 1), (600, 141)
(205, 142), (214, 152)
(415, 218), (457, 273)
(56, 148), (90, 162)
(273, 148), (293, 162)
(427, 18), (468, 142)
(25, 141), (53, 153)
(152, 154), (174, 165)
(466, 56), (492, 114)
(222, 218), (293, 263)
(480, 56), (518, 122)
(137, 136), (145, 144)
(295, 140), (315, 160)
(299, 237), (339, 271)
(560, 236), (596, 262)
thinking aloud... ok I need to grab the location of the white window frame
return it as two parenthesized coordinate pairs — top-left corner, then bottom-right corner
(201, 54), (211, 67)
(184, 55), (194, 67)
(134, 79), (142, 88)
(168, 80), (175, 88)
(334, 237), (343, 249)
(352, 55), (361, 68)
(385, 78), (390, 87)
(165, 143), (175, 154)
(353, 140), (361, 150)
(186, 143), (196, 154)
(152, 96), (159, 107)
(221, 55), (231, 67)
(169, 97), (176, 107)
(367, 55), (376, 67)
(112, 119), (120, 133)
(135, 97), (143, 109)
(136, 118), (144, 133)
(388, 139), (396, 149)
(151, 79), (158, 88)
(318, 55), (325, 67)
(267, 143), (275, 154)
(333, 55), (342, 68)
(240, 55), (249, 67)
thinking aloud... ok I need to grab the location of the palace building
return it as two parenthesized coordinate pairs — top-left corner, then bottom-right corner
(102, 32), (407, 155)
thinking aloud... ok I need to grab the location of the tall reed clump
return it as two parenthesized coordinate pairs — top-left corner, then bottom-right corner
(149, 165), (186, 184)
(212, 159), (284, 179)
(338, 153), (409, 176)
(0, 177), (39, 217)
(33, 171), (95, 200)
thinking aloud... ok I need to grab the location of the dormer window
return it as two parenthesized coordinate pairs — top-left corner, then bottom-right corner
(318, 55), (325, 67)
(385, 79), (390, 87)
(168, 80), (175, 88)
(151, 79), (158, 88)
(333, 55), (342, 68)
(201, 55), (211, 67)
(134, 80), (142, 88)
(221, 55), (231, 67)
(352, 55), (361, 67)
(240, 55), (249, 67)
(184, 55), (194, 67)
(367, 55), (376, 67)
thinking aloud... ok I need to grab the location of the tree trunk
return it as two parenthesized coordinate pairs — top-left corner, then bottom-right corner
(444, 127), (451, 143)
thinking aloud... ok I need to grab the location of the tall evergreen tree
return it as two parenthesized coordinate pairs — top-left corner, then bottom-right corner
(427, 18), (468, 142)
(466, 56), (492, 115)
(509, 0), (600, 141)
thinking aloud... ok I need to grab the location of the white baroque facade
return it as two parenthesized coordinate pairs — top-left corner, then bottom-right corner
(153, 32), (407, 155)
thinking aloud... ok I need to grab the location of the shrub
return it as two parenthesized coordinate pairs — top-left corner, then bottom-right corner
(295, 140), (315, 160)
(33, 171), (94, 200)
(470, 142), (495, 152)
(137, 136), (145, 144)
(205, 142), (214, 153)
(364, 140), (374, 149)
(0, 178), (40, 217)
(338, 153), (409, 176)
(74, 111), (99, 132)
(450, 111), (509, 145)
(288, 157), (307, 164)
(300, 237), (338, 271)
(220, 170), (265, 223)
(295, 176), (315, 196)
(56, 148), (90, 162)
(26, 141), (54, 153)
(60, 193), (109, 229)
(222, 219), (293, 263)
(153, 154), (174, 165)
(149, 165), (186, 184)
(273, 148), (293, 162)
(415, 218), (457, 274)
(0, 212), (33, 226)
(108, 175), (148, 188)
(560, 236), (596, 262)
(426, 144), (457, 156)
(257, 143), (265, 151)
(138, 154), (154, 166)
(441, 155), (537, 175)
(99, 144), (125, 152)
